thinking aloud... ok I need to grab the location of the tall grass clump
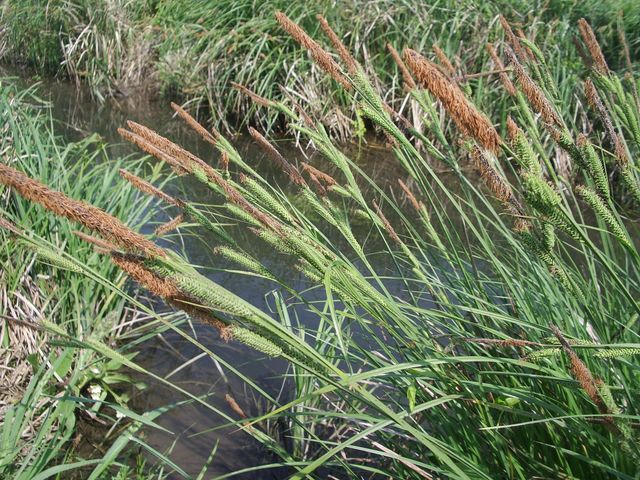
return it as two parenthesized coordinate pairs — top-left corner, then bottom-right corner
(0, 79), (179, 478)
(2, 9), (640, 480)
(1, 0), (638, 137)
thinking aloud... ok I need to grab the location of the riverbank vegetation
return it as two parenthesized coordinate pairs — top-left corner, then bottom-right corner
(1, 0), (639, 138)
(2, 6), (640, 478)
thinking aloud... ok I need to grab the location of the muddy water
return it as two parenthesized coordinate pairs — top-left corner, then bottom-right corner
(4, 69), (453, 478)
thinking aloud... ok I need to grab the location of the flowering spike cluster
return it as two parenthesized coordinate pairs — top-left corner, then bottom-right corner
(230, 326), (282, 357)
(577, 19), (610, 76)
(576, 185), (631, 249)
(387, 43), (416, 90)
(504, 49), (562, 127)
(274, 12), (351, 90)
(576, 135), (610, 199)
(248, 127), (306, 186)
(397, 179), (424, 212)
(0, 163), (164, 257)
(170, 102), (219, 145)
(404, 48), (502, 153)
(316, 14), (358, 74)
(486, 43), (516, 96)
(507, 116), (540, 175)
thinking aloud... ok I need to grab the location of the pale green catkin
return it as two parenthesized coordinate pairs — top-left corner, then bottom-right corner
(34, 246), (83, 273)
(593, 347), (640, 358)
(576, 185), (632, 250)
(578, 138), (610, 199)
(175, 274), (257, 320)
(255, 229), (296, 255)
(512, 131), (541, 176)
(215, 246), (275, 280)
(522, 173), (562, 212)
(526, 347), (561, 361)
(620, 166), (640, 205)
(225, 203), (262, 227)
(328, 184), (351, 197)
(541, 223), (556, 253)
(242, 176), (295, 223)
(230, 326), (282, 357)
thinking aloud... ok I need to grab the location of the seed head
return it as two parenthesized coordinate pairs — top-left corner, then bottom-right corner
(404, 48), (502, 153)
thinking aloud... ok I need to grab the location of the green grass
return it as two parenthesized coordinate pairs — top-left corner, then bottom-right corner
(0, 79), (180, 479)
(2, 5), (640, 480)
(0, 0), (638, 137)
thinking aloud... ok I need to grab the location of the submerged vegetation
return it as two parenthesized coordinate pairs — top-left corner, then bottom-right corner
(1, 3), (640, 480)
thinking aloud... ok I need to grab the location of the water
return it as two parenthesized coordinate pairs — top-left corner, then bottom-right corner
(3, 68), (456, 478)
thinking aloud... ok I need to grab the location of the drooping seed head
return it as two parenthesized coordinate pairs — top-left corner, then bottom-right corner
(577, 19), (609, 76)
(404, 48), (502, 153)
(0, 164), (164, 257)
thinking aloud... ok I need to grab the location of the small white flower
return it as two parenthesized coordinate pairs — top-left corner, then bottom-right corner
(87, 384), (102, 400)
(115, 410), (125, 420)
(90, 367), (101, 376)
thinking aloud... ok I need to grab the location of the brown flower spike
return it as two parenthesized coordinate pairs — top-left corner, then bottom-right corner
(404, 48), (502, 153)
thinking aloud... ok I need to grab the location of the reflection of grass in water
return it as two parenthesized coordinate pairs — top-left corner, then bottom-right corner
(2, 10), (640, 480)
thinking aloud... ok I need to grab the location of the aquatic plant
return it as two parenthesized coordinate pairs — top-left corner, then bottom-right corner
(2, 10), (640, 480)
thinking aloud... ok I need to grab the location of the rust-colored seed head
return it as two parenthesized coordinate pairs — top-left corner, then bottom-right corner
(486, 43), (517, 96)
(583, 79), (629, 167)
(119, 169), (181, 207)
(231, 82), (272, 108)
(373, 201), (402, 245)
(432, 45), (456, 77)
(170, 102), (220, 145)
(249, 127), (306, 186)
(110, 252), (177, 297)
(499, 15), (527, 62)
(515, 29), (535, 61)
(0, 163), (164, 257)
(469, 146), (514, 204)
(0, 216), (21, 235)
(118, 128), (189, 176)
(504, 49), (562, 127)
(155, 214), (184, 237)
(316, 14), (358, 74)
(72, 230), (118, 251)
(506, 115), (521, 141)
(550, 324), (608, 414)
(397, 179), (424, 212)
(301, 163), (336, 187)
(404, 48), (502, 153)
(578, 19), (609, 76)
(219, 151), (229, 172)
(387, 43), (416, 90)
(275, 11), (351, 90)
(126, 121), (218, 180)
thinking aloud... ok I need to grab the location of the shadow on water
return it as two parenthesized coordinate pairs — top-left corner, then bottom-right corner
(3, 67), (467, 478)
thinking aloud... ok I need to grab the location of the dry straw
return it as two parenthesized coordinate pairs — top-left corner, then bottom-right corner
(404, 48), (502, 153)
(275, 12), (351, 90)
(0, 163), (163, 257)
